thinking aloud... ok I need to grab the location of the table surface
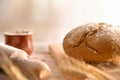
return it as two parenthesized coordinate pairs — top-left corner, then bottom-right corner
(30, 43), (66, 80)
(1, 42), (120, 80)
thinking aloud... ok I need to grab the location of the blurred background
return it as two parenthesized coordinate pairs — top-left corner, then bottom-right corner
(0, 0), (120, 43)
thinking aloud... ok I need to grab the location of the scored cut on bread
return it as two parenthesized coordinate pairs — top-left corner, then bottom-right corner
(63, 23), (120, 62)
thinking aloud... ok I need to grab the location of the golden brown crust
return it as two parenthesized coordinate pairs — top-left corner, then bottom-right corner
(63, 23), (120, 62)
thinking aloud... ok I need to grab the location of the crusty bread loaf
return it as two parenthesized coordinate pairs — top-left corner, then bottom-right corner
(63, 23), (120, 62)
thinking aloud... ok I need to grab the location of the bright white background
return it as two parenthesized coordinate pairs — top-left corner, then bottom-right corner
(0, 0), (120, 43)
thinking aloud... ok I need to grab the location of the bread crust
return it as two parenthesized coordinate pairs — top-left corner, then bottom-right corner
(63, 23), (120, 62)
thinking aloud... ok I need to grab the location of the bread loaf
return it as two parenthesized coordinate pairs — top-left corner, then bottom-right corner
(63, 23), (120, 62)
(0, 44), (51, 80)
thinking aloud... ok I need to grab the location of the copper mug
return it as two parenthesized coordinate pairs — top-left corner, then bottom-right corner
(4, 30), (33, 55)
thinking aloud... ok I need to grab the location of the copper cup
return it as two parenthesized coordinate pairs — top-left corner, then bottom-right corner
(4, 30), (33, 55)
